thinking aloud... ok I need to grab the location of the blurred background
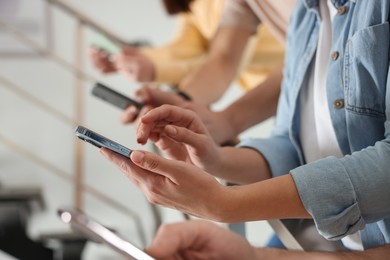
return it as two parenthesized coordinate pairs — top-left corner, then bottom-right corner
(0, 0), (275, 259)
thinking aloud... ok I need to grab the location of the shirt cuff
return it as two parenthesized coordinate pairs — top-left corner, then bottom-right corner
(290, 156), (365, 240)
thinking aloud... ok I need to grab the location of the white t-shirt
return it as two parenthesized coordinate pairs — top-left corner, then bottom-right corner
(299, 0), (363, 251)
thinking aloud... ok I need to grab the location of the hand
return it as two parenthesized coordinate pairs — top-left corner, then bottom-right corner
(120, 85), (187, 124)
(113, 47), (156, 82)
(99, 148), (227, 220)
(146, 220), (257, 260)
(88, 46), (117, 74)
(137, 104), (222, 172)
(181, 102), (236, 145)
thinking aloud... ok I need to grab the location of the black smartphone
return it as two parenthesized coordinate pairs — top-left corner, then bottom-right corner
(58, 208), (155, 260)
(92, 82), (143, 110)
(75, 125), (132, 157)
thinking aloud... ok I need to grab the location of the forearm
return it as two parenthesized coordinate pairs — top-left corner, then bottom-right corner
(211, 146), (272, 184)
(179, 28), (252, 105)
(216, 174), (310, 223)
(256, 245), (390, 260)
(142, 54), (205, 84)
(222, 65), (283, 136)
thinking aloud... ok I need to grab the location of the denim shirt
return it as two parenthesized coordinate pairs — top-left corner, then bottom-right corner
(239, 0), (390, 249)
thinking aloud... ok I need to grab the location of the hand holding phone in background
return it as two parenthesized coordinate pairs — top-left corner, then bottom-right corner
(88, 46), (117, 74)
(112, 47), (156, 82)
(88, 33), (156, 82)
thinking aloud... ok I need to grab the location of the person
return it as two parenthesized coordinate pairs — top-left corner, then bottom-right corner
(146, 220), (390, 260)
(100, 0), (390, 252)
(119, 0), (295, 144)
(88, 0), (284, 90)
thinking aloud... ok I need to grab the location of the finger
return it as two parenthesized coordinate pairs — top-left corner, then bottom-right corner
(141, 104), (195, 127)
(138, 105), (207, 144)
(120, 106), (140, 124)
(136, 106), (160, 144)
(135, 86), (153, 104)
(163, 125), (210, 154)
(130, 150), (186, 184)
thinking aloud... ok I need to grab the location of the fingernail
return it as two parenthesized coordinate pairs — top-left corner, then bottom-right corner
(129, 106), (138, 114)
(131, 151), (144, 163)
(136, 130), (145, 144)
(165, 125), (177, 135)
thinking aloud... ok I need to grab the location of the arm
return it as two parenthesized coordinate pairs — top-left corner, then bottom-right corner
(136, 104), (272, 184)
(139, 14), (209, 84)
(220, 65), (282, 135)
(177, 65), (282, 144)
(179, 27), (253, 105)
(147, 220), (390, 260)
(100, 147), (309, 222)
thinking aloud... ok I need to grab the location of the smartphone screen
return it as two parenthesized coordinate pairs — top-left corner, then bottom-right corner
(58, 208), (155, 260)
(75, 126), (132, 157)
(92, 82), (143, 110)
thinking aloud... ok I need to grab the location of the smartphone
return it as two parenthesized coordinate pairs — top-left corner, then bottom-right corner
(90, 34), (121, 54)
(92, 82), (143, 110)
(57, 208), (155, 260)
(75, 125), (132, 157)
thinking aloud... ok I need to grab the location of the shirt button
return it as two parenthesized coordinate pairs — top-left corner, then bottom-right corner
(337, 6), (347, 15)
(333, 99), (344, 109)
(331, 51), (339, 61)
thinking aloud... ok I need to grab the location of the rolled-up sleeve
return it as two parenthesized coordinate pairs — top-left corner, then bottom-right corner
(291, 141), (390, 240)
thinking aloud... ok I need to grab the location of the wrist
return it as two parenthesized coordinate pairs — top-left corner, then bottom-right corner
(221, 105), (241, 138)
(207, 184), (237, 222)
(175, 89), (192, 101)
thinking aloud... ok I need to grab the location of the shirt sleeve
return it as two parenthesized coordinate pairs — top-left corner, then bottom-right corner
(239, 58), (390, 241)
(290, 63), (390, 240)
(219, 0), (260, 33)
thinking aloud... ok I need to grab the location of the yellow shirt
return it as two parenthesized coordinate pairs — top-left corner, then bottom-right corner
(141, 0), (284, 91)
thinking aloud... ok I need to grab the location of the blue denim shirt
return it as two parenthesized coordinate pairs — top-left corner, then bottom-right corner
(239, 0), (390, 249)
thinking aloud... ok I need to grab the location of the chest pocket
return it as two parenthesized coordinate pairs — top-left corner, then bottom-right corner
(344, 22), (389, 117)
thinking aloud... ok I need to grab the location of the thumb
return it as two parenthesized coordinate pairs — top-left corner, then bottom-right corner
(130, 150), (184, 184)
